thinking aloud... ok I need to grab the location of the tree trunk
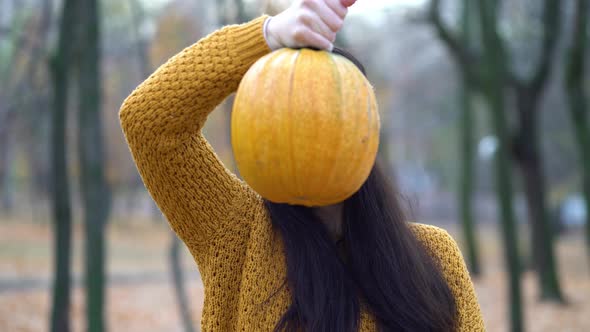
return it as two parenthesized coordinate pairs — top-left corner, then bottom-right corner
(77, 0), (111, 331)
(571, 110), (590, 259)
(24, 0), (53, 222)
(49, 0), (77, 330)
(513, 87), (563, 301)
(565, 0), (590, 259)
(459, 72), (481, 276)
(128, 0), (152, 80)
(127, 4), (197, 330)
(429, 0), (483, 276)
(216, 0), (250, 176)
(128, 0), (163, 223)
(457, 0), (481, 276)
(0, 121), (15, 214)
(487, 91), (523, 332)
(170, 233), (197, 332)
(49, 59), (73, 332)
(1, 0), (54, 216)
(233, 0), (248, 23)
(477, 1), (523, 331)
(503, 0), (564, 302)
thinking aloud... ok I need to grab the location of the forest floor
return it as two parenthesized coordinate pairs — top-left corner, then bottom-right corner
(0, 217), (588, 332)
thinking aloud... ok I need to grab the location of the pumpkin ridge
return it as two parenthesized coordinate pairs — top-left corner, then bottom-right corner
(335, 58), (369, 195)
(354, 69), (378, 197)
(264, 51), (289, 202)
(316, 53), (346, 201)
(294, 49), (328, 203)
(352, 77), (380, 191)
(285, 49), (302, 200)
(355, 79), (379, 184)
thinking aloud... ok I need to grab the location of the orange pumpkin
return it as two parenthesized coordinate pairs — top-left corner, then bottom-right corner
(231, 48), (380, 207)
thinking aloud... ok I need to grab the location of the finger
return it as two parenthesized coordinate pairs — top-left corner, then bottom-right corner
(324, 0), (348, 19)
(313, 0), (345, 32)
(293, 26), (333, 51)
(340, 0), (357, 8)
(298, 9), (337, 42)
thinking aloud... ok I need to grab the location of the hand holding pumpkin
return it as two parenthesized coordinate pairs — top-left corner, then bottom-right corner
(265, 0), (357, 51)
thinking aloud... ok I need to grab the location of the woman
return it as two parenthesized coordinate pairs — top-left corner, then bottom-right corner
(119, 0), (485, 331)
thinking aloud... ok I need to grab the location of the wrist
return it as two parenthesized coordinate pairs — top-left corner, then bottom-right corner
(263, 16), (281, 50)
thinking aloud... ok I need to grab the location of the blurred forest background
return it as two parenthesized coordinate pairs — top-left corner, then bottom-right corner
(0, 0), (589, 331)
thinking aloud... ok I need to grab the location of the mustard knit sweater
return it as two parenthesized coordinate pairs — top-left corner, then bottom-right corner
(119, 16), (485, 332)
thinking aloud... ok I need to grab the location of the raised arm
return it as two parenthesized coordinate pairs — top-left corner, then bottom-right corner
(119, 16), (271, 258)
(119, 0), (354, 265)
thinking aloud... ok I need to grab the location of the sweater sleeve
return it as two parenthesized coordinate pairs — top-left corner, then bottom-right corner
(119, 16), (271, 257)
(412, 224), (486, 331)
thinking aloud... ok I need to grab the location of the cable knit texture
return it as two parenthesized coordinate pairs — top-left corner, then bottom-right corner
(119, 16), (485, 332)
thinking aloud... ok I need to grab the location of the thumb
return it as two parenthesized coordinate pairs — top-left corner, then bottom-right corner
(340, 0), (357, 8)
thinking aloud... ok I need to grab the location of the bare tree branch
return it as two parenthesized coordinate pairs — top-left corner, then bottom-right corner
(508, 0), (561, 96)
(128, 0), (152, 79)
(17, 0), (53, 90)
(428, 0), (470, 68)
(0, 0), (53, 131)
(564, 0), (590, 260)
(566, 0), (588, 89)
(530, 0), (561, 93)
(428, 0), (484, 91)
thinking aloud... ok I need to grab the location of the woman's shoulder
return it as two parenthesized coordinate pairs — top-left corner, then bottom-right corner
(407, 223), (465, 268)
(408, 223), (486, 330)
(408, 223), (457, 248)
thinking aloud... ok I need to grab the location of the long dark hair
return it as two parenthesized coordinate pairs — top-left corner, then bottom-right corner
(263, 49), (457, 332)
